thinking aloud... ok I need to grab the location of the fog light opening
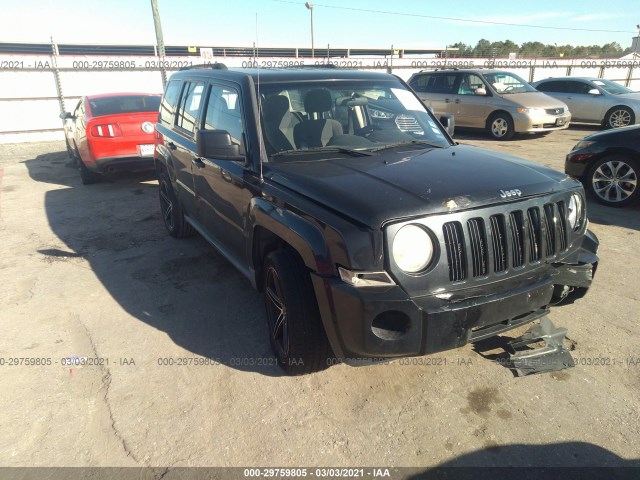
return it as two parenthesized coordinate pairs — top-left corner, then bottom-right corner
(371, 311), (411, 340)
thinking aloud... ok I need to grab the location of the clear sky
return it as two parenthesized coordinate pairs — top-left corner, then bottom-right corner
(1, 0), (638, 50)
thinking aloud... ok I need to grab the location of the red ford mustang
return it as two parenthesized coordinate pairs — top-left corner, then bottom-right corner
(61, 93), (161, 184)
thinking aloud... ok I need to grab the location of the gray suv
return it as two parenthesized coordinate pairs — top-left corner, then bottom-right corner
(408, 69), (571, 140)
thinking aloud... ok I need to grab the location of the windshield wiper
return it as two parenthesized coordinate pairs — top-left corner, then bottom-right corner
(271, 146), (374, 157)
(368, 140), (442, 153)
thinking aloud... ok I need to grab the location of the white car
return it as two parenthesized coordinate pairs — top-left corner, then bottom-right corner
(532, 77), (640, 128)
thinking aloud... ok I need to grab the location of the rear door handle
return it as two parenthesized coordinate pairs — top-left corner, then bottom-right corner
(444, 98), (451, 103)
(192, 157), (205, 169)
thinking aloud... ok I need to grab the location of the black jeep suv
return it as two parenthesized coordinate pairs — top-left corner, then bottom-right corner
(154, 65), (599, 374)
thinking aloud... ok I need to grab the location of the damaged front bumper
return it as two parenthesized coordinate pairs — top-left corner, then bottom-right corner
(311, 229), (599, 362)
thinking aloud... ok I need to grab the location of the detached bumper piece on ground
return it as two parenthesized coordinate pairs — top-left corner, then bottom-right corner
(506, 316), (575, 377)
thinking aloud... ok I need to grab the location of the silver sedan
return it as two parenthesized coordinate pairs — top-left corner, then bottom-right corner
(532, 77), (640, 128)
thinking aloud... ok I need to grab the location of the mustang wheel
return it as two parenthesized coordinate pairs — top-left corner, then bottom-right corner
(263, 249), (332, 375)
(587, 155), (639, 207)
(489, 113), (515, 140)
(158, 172), (195, 237)
(604, 106), (634, 129)
(74, 148), (102, 185)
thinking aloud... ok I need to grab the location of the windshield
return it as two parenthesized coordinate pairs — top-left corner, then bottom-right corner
(483, 72), (537, 94)
(258, 80), (450, 159)
(88, 95), (161, 117)
(592, 79), (633, 95)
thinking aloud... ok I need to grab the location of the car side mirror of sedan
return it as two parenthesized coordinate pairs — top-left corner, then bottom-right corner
(59, 112), (74, 120)
(475, 88), (487, 96)
(195, 129), (246, 161)
(439, 114), (455, 137)
(588, 88), (601, 95)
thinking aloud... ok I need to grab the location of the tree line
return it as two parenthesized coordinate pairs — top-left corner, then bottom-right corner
(445, 39), (632, 58)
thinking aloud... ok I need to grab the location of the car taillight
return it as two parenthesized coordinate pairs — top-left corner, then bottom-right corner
(90, 124), (122, 137)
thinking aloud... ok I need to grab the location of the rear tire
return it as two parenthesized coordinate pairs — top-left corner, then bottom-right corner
(263, 249), (332, 375)
(586, 154), (640, 207)
(74, 148), (102, 185)
(488, 112), (515, 140)
(158, 171), (195, 238)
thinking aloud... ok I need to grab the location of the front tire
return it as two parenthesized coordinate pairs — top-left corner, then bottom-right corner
(263, 249), (332, 375)
(158, 171), (195, 238)
(488, 113), (515, 140)
(604, 106), (634, 129)
(587, 155), (640, 207)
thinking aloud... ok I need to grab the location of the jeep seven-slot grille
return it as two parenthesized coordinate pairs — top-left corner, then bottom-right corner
(443, 222), (466, 281)
(442, 202), (568, 282)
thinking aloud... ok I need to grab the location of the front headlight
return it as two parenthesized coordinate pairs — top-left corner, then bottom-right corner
(567, 193), (584, 231)
(392, 224), (434, 273)
(517, 107), (545, 115)
(369, 108), (395, 119)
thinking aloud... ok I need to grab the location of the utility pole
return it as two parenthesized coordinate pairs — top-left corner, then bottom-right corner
(150, 0), (167, 87)
(305, 2), (314, 58)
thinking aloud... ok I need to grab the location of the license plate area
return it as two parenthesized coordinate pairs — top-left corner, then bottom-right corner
(139, 144), (155, 157)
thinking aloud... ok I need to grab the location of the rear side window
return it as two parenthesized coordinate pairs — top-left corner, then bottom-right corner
(411, 74), (457, 94)
(536, 81), (566, 93)
(159, 80), (182, 125)
(175, 81), (204, 134)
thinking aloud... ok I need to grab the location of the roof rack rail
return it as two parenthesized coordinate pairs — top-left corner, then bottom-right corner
(180, 62), (228, 71)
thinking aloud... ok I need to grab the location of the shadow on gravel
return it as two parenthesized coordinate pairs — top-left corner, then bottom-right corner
(408, 442), (639, 480)
(25, 150), (284, 377)
(586, 201), (640, 232)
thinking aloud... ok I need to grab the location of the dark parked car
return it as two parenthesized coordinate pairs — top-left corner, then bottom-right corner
(566, 124), (640, 207)
(154, 65), (598, 374)
(533, 77), (640, 128)
(60, 93), (161, 184)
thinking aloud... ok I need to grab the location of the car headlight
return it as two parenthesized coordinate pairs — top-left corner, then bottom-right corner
(517, 107), (545, 115)
(369, 108), (395, 119)
(392, 224), (434, 273)
(567, 193), (584, 231)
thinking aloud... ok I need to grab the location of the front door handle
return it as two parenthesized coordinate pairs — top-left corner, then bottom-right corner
(454, 99), (460, 104)
(192, 157), (205, 169)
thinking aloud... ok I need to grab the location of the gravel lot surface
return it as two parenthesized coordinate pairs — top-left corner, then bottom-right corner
(1, 127), (639, 476)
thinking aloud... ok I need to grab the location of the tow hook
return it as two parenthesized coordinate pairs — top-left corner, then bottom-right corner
(506, 316), (575, 377)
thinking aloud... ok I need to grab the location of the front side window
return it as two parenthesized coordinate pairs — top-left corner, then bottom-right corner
(483, 72), (536, 94)
(176, 82), (204, 134)
(564, 81), (593, 95)
(258, 79), (451, 159)
(203, 85), (244, 146)
(457, 74), (485, 95)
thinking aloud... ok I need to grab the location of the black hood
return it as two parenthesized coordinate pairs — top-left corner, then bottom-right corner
(265, 144), (577, 228)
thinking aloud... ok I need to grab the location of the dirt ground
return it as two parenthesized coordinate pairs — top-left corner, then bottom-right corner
(1, 127), (639, 477)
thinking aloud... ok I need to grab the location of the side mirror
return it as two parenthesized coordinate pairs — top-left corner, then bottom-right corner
(59, 112), (73, 120)
(588, 88), (600, 95)
(475, 88), (487, 96)
(195, 129), (245, 161)
(439, 114), (455, 137)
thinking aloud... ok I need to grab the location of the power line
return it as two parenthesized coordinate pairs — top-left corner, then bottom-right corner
(271, 0), (635, 34)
